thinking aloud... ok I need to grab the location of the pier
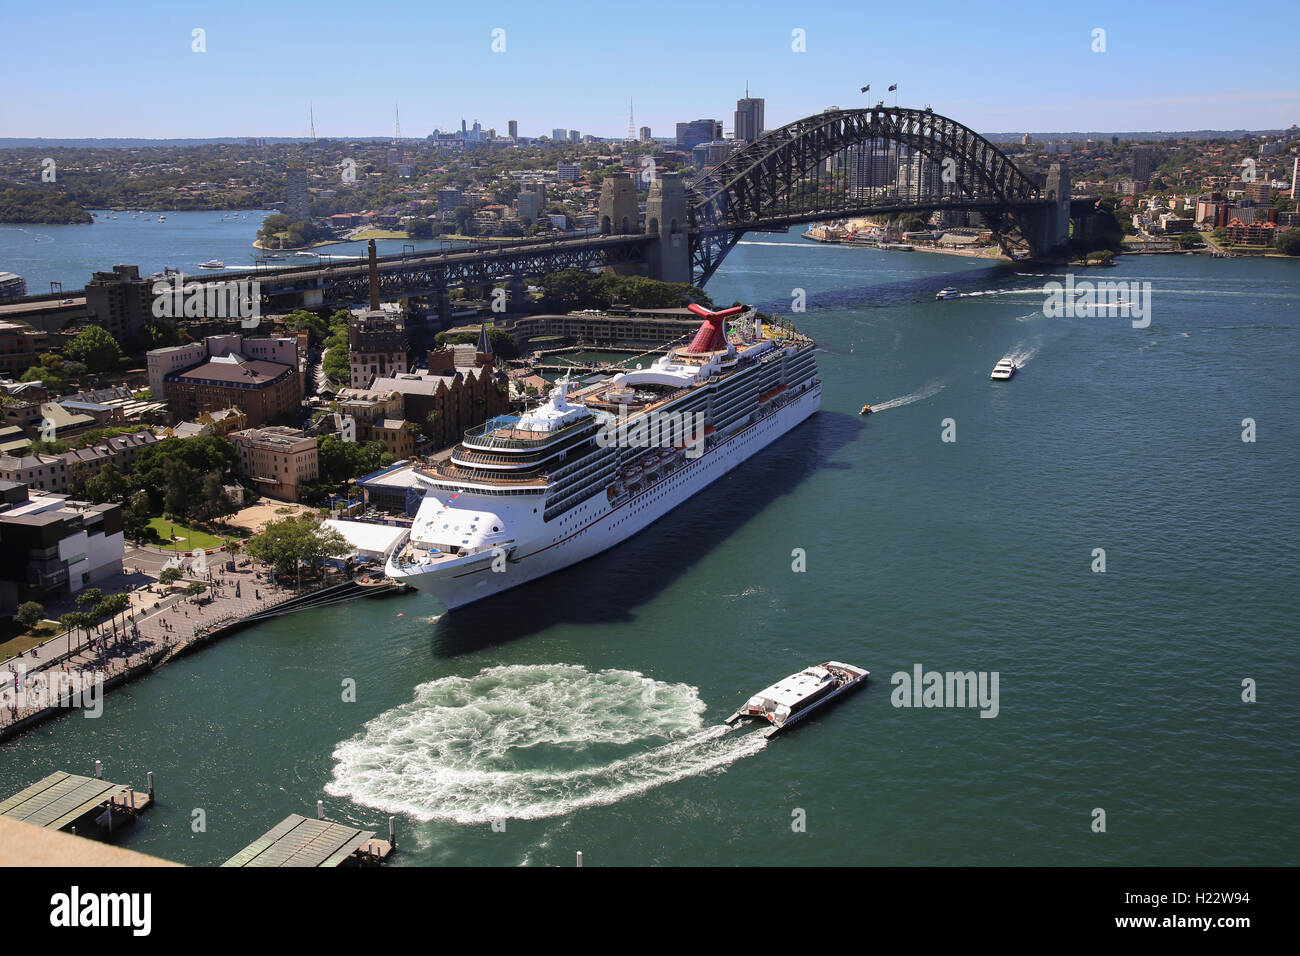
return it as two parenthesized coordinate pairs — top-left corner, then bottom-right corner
(223, 810), (395, 867)
(0, 767), (153, 840)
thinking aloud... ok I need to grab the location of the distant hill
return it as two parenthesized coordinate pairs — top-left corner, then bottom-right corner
(984, 129), (1291, 143)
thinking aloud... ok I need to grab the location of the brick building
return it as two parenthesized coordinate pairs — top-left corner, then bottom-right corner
(230, 426), (319, 502)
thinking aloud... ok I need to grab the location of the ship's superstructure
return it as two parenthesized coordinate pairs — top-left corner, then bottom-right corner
(386, 304), (821, 609)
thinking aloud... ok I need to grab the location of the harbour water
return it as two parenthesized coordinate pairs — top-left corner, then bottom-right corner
(1, 229), (1296, 866)
(0, 210), (459, 294)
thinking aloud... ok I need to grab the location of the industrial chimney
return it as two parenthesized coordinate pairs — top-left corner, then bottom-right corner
(368, 239), (380, 311)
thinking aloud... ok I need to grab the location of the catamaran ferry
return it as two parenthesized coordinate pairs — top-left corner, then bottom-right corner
(726, 661), (869, 737)
(385, 304), (821, 610)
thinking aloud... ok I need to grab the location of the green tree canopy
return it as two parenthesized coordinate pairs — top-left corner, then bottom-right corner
(65, 326), (124, 374)
(15, 601), (45, 629)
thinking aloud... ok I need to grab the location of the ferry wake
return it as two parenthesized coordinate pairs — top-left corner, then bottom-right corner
(386, 305), (821, 609)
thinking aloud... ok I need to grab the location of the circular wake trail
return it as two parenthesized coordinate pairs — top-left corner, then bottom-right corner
(327, 664), (767, 824)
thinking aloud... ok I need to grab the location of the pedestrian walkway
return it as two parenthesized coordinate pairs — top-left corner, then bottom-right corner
(2, 562), (299, 732)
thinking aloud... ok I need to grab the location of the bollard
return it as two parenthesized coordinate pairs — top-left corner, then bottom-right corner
(317, 800), (324, 820)
(576, 851), (583, 867)
(94, 760), (102, 779)
(389, 816), (396, 850)
(147, 771), (155, 798)
(129, 788), (135, 810)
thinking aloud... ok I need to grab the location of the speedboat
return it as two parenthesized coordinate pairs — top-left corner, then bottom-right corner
(936, 287), (961, 300)
(859, 404), (872, 415)
(725, 662), (869, 738)
(991, 358), (1016, 381)
(199, 259), (225, 270)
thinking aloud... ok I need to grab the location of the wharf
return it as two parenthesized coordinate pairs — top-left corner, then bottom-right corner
(0, 770), (153, 839)
(222, 813), (394, 867)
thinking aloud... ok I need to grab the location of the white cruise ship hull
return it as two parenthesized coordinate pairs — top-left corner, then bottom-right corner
(390, 381), (821, 610)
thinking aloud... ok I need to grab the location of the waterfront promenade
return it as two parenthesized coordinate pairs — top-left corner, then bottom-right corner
(1, 561), (298, 736)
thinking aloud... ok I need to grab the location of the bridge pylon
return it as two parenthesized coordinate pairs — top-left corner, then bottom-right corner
(1021, 162), (1072, 259)
(645, 173), (690, 284)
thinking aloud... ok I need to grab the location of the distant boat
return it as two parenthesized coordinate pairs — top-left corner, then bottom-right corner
(199, 259), (225, 270)
(158, 216), (167, 222)
(936, 287), (961, 300)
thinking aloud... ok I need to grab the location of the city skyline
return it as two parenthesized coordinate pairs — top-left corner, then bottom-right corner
(2, 0), (1295, 140)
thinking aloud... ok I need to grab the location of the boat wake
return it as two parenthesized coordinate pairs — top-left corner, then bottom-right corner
(1005, 345), (1040, 367)
(868, 380), (945, 412)
(326, 664), (766, 824)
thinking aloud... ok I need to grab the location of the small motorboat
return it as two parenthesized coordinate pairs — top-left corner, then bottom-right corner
(859, 404), (872, 415)
(936, 287), (961, 300)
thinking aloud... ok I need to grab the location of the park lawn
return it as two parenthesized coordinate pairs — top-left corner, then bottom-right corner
(0, 624), (59, 662)
(146, 518), (226, 552)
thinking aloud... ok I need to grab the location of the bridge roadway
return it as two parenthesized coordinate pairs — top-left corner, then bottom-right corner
(201, 232), (652, 307)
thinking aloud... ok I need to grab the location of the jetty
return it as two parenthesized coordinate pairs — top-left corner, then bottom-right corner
(0, 766), (154, 841)
(223, 808), (395, 867)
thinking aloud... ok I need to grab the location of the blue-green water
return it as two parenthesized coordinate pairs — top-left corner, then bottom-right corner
(0, 210), (462, 293)
(2, 234), (1296, 866)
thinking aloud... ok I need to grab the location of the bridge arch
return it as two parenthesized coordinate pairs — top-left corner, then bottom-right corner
(683, 106), (1046, 281)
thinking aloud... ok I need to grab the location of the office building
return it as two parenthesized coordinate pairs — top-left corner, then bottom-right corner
(734, 94), (765, 143)
(676, 119), (723, 150)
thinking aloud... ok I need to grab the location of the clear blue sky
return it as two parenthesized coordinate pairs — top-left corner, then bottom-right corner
(2, 0), (1295, 139)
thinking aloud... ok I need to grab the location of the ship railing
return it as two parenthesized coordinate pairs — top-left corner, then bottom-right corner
(462, 415), (595, 450)
(417, 462), (549, 485)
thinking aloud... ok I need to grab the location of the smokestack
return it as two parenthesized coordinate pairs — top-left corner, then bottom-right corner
(368, 239), (380, 311)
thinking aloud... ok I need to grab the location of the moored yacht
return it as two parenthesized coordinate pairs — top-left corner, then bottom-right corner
(726, 662), (869, 737)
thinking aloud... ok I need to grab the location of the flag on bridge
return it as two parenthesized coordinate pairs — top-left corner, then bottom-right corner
(860, 85), (869, 93)
(888, 84), (897, 92)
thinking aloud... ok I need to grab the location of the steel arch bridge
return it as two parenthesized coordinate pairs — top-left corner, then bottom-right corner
(683, 106), (1053, 283)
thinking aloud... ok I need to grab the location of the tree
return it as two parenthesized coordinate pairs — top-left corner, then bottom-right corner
(159, 567), (182, 585)
(185, 582), (207, 597)
(406, 218), (434, 239)
(65, 326), (124, 374)
(15, 601), (44, 630)
(283, 309), (329, 345)
(1275, 229), (1300, 256)
(82, 463), (129, 504)
(245, 513), (349, 575)
(76, 588), (105, 617)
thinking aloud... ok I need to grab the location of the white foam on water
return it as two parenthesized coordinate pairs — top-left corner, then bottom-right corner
(327, 664), (766, 824)
(1005, 344), (1040, 367)
(869, 379), (946, 412)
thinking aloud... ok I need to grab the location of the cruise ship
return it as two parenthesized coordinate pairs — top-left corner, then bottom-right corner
(385, 304), (821, 610)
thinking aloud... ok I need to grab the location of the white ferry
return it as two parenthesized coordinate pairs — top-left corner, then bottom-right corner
(990, 358), (1017, 380)
(725, 662), (869, 737)
(936, 287), (961, 300)
(199, 259), (225, 270)
(386, 305), (821, 610)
